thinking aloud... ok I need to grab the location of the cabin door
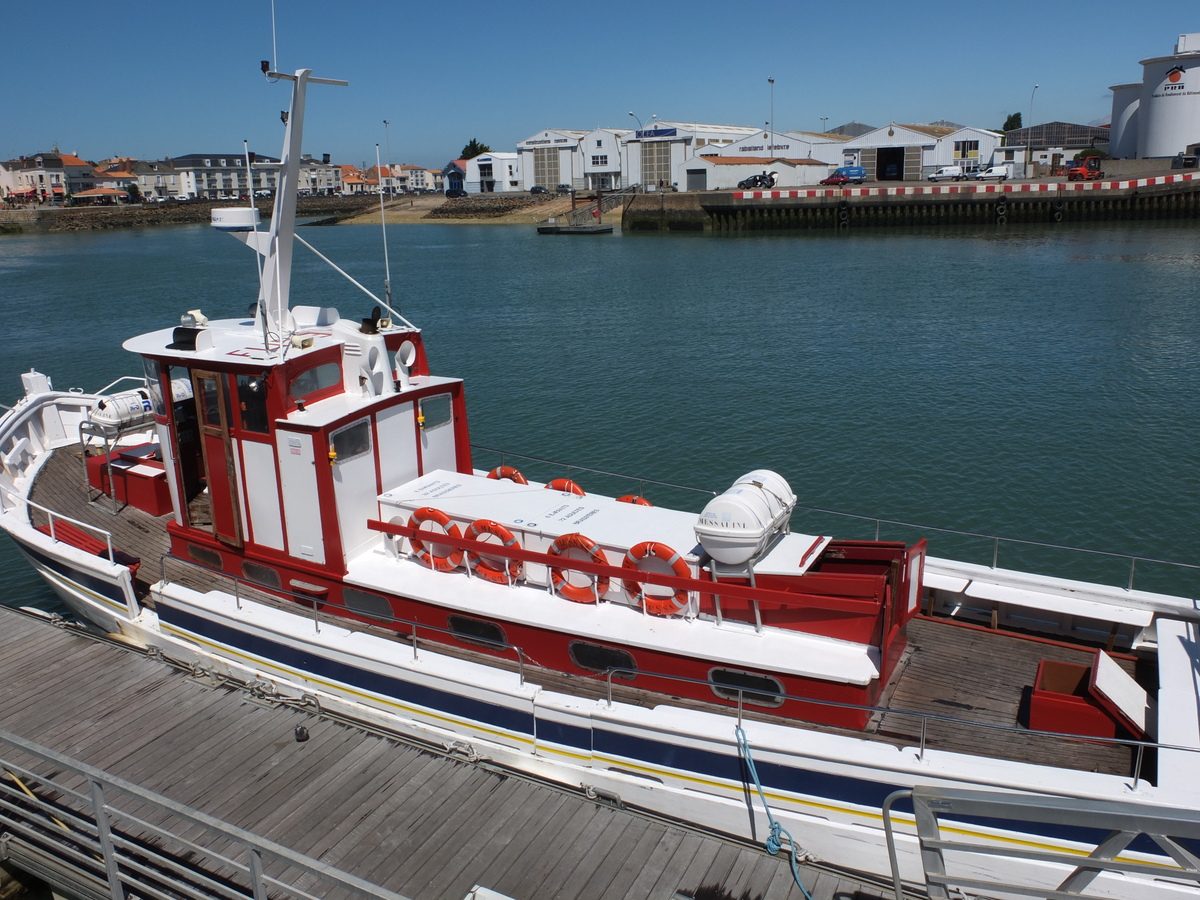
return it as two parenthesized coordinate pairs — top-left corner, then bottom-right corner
(192, 371), (243, 548)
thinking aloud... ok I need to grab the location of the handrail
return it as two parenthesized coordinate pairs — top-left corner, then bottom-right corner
(156, 553), (530, 685)
(883, 786), (1200, 900)
(92, 374), (148, 396)
(159, 548), (1191, 786)
(367, 518), (882, 617)
(0, 726), (412, 900)
(470, 444), (717, 500)
(468, 445), (1200, 594)
(600, 665), (1195, 788)
(0, 482), (115, 561)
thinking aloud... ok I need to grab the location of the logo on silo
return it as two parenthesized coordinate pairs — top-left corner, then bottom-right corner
(1163, 66), (1187, 92)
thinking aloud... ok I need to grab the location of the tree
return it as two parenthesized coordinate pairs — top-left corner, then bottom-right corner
(460, 139), (491, 159)
(126, 182), (142, 203)
(1001, 112), (1022, 134)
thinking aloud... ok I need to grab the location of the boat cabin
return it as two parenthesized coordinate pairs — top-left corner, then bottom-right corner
(121, 306), (468, 577)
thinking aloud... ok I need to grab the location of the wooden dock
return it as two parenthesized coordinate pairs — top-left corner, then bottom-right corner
(0, 605), (899, 900)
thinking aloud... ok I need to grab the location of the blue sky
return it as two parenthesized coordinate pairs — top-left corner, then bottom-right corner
(2, 1), (1195, 169)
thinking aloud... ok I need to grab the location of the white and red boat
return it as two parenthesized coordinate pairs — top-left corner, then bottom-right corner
(3, 68), (1200, 899)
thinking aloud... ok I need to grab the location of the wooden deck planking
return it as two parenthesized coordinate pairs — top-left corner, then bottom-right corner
(569, 815), (658, 900)
(543, 804), (636, 900)
(411, 785), (572, 900)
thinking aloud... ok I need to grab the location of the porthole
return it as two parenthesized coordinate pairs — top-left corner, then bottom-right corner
(568, 641), (636, 679)
(240, 561), (280, 588)
(709, 668), (784, 707)
(343, 587), (394, 623)
(186, 544), (222, 569)
(448, 615), (506, 649)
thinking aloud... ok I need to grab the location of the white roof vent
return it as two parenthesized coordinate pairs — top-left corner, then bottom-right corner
(694, 469), (796, 565)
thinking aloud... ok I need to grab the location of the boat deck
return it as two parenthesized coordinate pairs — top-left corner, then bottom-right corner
(28, 446), (1146, 780)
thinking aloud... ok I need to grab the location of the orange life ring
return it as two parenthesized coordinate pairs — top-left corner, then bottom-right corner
(487, 465), (528, 485)
(548, 532), (609, 603)
(545, 478), (585, 496)
(408, 507), (462, 572)
(616, 495), (652, 506)
(622, 541), (690, 616)
(466, 519), (522, 583)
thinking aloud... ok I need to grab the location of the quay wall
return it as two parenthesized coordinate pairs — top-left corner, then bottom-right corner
(0, 196), (377, 234)
(623, 172), (1200, 232)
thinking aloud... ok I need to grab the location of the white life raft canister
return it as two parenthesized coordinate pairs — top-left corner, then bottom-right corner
(694, 469), (797, 565)
(88, 378), (193, 431)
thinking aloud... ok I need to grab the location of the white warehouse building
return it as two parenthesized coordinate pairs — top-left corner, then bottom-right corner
(1110, 32), (1200, 159)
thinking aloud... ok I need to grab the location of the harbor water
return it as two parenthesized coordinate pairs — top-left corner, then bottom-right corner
(1, 221), (1198, 612)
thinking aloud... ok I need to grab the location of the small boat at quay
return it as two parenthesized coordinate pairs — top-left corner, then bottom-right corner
(3, 66), (1200, 899)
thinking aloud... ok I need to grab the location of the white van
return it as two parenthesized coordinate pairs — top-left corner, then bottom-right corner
(928, 166), (965, 182)
(973, 165), (1012, 181)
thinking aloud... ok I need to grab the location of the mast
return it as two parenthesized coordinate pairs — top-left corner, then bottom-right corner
(259, 68), (347, 351)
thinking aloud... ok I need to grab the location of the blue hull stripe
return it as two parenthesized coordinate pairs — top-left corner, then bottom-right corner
(158, 599), (1179, 859)
(15, 537), (128, 608)
(158, 603), (535, 735)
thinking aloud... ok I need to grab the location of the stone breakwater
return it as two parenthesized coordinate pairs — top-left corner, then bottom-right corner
(0, 196), (379, 234)
(422, 195), (545, 219)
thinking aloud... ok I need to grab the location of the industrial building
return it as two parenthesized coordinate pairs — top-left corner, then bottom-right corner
(1110, 32), (1200, 159)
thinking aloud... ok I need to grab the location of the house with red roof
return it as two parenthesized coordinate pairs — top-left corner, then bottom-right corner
(0, 151), (96, 202)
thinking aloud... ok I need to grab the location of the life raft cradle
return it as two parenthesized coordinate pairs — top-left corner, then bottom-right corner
(367, 519), (868, 622)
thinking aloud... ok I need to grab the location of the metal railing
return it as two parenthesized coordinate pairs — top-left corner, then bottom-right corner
(882, 786), (1200, 900)
(154, 551), (1191, 790)
(601, 665), (1195, 791)
(0, 483), (116, 561)
(155, 552), (531, 684)
(468, 445), (1200, 595)
(0, 727), (412, 900)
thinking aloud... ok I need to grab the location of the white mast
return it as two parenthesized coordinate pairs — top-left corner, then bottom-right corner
(259, 68), (346, 345)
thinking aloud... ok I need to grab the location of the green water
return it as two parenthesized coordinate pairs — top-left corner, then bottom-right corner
(2, 221), (1198, 608)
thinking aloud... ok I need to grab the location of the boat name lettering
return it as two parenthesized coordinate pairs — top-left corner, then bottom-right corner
(415, 479), (461, 499)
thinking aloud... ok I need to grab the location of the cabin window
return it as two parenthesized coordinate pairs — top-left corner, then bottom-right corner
(236, 374), (270, 434)
(186, 543), (222, 569)
(143, 359), (165, 416)
(241, 561), (280, 588)
(568, 641), (637, 679)
(448, 615), (507, 649)
(289, 362), (342, 407)
(708, 669), (785, 707)
(196, 375), (221, 426)
(419, 394), (452, 431)
(330, 419), (371, 464)
(344, 587), (394, 623)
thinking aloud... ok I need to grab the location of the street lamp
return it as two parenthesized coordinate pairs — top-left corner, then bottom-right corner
(383, 119), (393, 196)
(628, 111), (643, 133)
(1027, 84), (1039, 178)
(821, 116), (828, 133)
(767, 76), (774, 150)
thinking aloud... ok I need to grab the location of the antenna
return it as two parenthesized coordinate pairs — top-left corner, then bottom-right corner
(270, 0), (278, 72)
(375, 143), (393, 312)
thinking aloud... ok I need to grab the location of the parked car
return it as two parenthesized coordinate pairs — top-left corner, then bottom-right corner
(530, 185), (549, 194)
(973, 165), (1012, 182)
(444, 189), (467, 198)
(928, 166), (965, 182)
(819, 166), (867, 186)
(737, 171), (778, 190)
(556, 184), (572, 193)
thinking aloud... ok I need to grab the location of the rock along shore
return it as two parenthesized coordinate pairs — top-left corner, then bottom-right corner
(0, 194), (578, 233)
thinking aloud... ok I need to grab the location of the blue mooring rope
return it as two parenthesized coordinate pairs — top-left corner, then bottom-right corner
(735, 725), (815, 900)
